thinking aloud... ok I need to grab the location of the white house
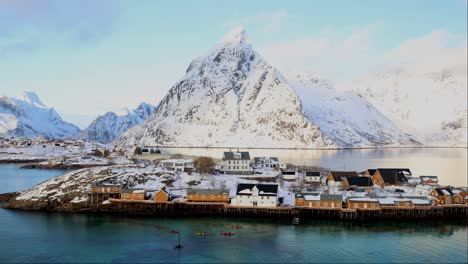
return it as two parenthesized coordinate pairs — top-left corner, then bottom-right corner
(415, 185), (435, 195)
(230, 183), (278, 207)
(282, 170), (297, 181)
(220, 151), (252, 175)
(303, 171), (321, 183)
(158, 159), (194, 172)
(251, 157), (279, 169)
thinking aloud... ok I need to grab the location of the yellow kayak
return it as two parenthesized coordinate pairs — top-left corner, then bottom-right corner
(225, 225), (242, 229)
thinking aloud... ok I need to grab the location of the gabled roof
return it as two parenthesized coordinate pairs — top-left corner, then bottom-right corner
(366, 169), (377, 176)
(304, 171), (321, 177)
(376, 169), (410, 184)
(344, 176), (373, 187)
(223, 151), (250, 160)
(236, 183), (278, 196)
(328, 171), (359, 181)
(434, 188), (454, 196)
(187, 189), (229, 195)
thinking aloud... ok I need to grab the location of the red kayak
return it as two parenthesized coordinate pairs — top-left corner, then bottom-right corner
(219, 232), (236, 236)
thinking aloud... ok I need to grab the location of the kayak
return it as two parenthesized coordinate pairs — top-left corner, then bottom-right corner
(225, 225), (242, 229)
(219, 232), (236, 236)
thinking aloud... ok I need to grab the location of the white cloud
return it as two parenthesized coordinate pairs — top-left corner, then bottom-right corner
(259, 26), (466, 82)
(259, 25), (380, 81)
(225, 9), (291, 33)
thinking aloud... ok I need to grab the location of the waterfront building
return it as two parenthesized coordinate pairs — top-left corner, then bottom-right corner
(121, 188), (147, 200)
(430, 188), (454, 205)
(154, 189), (170, 202)
(371, 168), (411, 187)
(346, 197), (380, 210)
(220, 151), (252, 175)
(231, 183), (278, 207)
(186, 189), (230, 203)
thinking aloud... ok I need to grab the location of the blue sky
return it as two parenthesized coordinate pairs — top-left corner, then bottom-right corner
(0, 0), (466, 127)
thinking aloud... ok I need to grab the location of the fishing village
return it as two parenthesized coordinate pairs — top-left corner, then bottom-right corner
(85, 149), (468, 223)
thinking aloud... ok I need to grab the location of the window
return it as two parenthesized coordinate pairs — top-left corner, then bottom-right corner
(223, 195), (227, 199)
(323, 202), (328, 206)
(228, 161), (231, 164)
(201, 195), (205, 199)
(261, 196), (264, 200)
(228, 166), (231, 170)
(371, 204), (376, 208)
(210, 195), (215, 199)
(353, 203), (358, 208)
(315, 202), (320, 206)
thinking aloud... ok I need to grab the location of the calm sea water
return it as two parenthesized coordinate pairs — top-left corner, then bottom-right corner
(0, 150), (467, 263)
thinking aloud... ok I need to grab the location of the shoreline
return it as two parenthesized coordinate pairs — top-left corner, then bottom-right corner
(1, 192), (466, 223)
(19, 163), (108, 170)
(151, 145), (468, 150)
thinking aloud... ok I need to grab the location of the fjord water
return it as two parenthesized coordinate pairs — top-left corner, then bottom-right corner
(0, 149), (467, 263)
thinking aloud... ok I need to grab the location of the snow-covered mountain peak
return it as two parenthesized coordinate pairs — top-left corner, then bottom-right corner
(79, 103), (156, 144)
(0, 92), (80, 139)
(11, 91), (47, 109)
(220, 26), (249, 46)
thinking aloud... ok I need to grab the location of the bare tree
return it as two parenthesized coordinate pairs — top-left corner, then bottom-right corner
(194, 156), (215, 175)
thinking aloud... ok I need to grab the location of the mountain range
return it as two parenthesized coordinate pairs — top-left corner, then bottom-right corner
(1, 28), (465, 148)
(0, 92), (80, 139)
(77, 103), (156, 144)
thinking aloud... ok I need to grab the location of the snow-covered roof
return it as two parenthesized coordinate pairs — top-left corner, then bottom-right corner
(159, 159), (193, 164)
(348, 197), (378, 202)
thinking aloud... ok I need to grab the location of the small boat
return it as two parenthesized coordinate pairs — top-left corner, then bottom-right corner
(193, 232), (208, 236)
(225, 225), (242, 229)
(292, 217), (300, 225)
(219, 232), (236, 236)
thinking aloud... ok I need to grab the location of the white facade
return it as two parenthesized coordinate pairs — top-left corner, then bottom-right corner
(220, 152), (252, 175)
(231, 186), (277, 207)
(159, 159), (194, 172)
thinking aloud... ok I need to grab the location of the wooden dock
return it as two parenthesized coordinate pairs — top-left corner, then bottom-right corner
(88, 194), (468, 222)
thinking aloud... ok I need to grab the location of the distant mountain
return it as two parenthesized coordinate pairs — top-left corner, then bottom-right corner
(119, 28), (334, 148)
(0, 92), (80, 139)
(79, 103), (156, 144)
(353, 66), (467, 146)
(291, 74), (420, 147)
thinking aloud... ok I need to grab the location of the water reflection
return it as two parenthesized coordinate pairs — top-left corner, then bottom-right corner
(161, 148), (468, 186)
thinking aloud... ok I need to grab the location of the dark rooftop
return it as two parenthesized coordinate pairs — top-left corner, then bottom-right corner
(344, 176), (373, 187)
(328, 171), (359, 181)
(304, 171), (321, 177)
(376, 168), (411, 184)
(223, 151), (250, 160)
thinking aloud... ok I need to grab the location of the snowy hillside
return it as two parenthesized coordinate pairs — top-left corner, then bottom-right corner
(353, 66), (467, 146)
(119, 28), (334, 148)
(291, 74), (420, 147)
(0, 92), (80, 139)
(79, 103), (156, 144)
